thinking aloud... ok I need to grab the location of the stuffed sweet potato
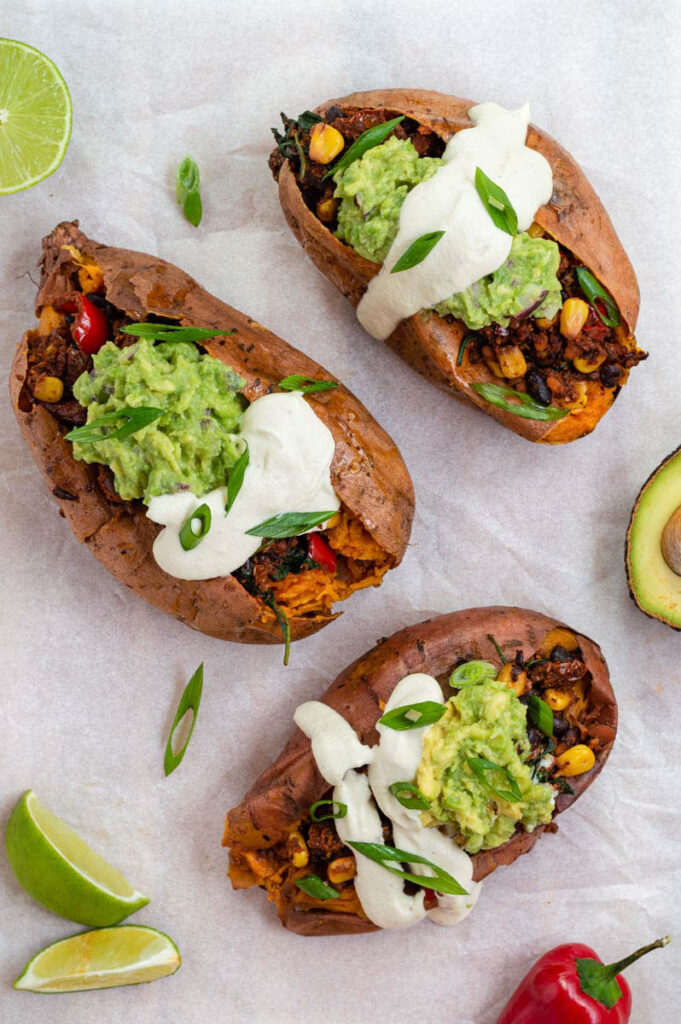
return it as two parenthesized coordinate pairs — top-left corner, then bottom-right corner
(270, 90), (646, 443)
(224, 607), (616, 934)
(10, 221), (414, 646)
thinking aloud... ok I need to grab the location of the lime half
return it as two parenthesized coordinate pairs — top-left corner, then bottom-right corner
(0, 38), (72, 194)
(5, 790), (149, 927)
(14, 925), (181, 993)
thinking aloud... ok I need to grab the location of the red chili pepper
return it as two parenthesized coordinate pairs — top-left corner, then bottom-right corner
(496, 937), (670, 1024)
(307, 533), (337, 574)
(56, 294), (109, 354)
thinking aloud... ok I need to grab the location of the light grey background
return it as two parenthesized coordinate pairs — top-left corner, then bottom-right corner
(1, 1), (678, 1021)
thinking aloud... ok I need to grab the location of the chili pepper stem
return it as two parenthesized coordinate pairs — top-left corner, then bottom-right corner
(601, 935), (671, 979)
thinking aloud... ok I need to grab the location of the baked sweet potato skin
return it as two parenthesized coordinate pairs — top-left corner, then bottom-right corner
(224, 606), (616, 934)
(10, 221), (414, 644)
(275, 89), (640, 444)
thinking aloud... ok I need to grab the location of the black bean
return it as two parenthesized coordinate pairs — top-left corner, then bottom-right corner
(550, 645), (571, 662)
(526, 368), (552, 406)
(553, 716), (569, 737)
(600, 363), (624, 388)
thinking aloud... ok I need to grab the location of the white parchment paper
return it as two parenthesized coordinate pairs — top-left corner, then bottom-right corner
(1, 1), (679, 1021)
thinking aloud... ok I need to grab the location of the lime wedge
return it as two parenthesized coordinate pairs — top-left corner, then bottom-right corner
(14, 925), (181, 993)
(5, 790), (149, 926)
(0, 38), (72, 194)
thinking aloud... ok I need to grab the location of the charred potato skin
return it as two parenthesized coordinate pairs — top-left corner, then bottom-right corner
(274, 89), (640, 444)
(224, 606), (616, 934)
(10, 221), (414, 644)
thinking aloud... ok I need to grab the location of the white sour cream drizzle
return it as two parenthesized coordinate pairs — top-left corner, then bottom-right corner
(294, 674), (481, 930)
(146, 391), (340, 580)
(357, 102), (554, 341)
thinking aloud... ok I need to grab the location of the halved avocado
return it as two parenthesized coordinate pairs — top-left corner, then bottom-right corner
(626, 444), (681, 628)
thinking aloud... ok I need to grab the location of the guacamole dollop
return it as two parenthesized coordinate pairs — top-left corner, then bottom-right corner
(333, 137), (561, 330)
(72, 338), (245, 503)
(416, 677), (554, 854)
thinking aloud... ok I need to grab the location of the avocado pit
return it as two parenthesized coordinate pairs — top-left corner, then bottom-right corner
(661, 506), (681, 575)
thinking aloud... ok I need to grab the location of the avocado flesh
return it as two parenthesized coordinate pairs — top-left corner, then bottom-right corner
(627, 447), (681, 627)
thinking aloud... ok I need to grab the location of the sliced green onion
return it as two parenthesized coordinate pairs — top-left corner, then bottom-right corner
(472, 382), (569, 421)
(279, 375), (339, 394)
(164, 663), (203, 776)
(388, 781), (431, 810)
(323, 115), (405, 180)
(378, 701), (446, 732)
(449, 660), (497, 689)
(179, 503), (211, 551)
(295, 874), (340, 900)
(269, 598), (291, 666)
(309, 799), (348, 822)
(347, 841), (468, 896)
(466, 755), (522, 804)
(457, 333), (478, 367)
(486, 634), (508, 664)
(64, 406), (164, 443)
(390, 231), (445, 274)
(575, 267), (621, 327)
(527, 692), (554, 736)
(225, 446), (249, 515)
(474, 167), (518, 236)
(177, 155), (202, 227)
(120, 323), (230, 343)
(245, 510), (336, 539)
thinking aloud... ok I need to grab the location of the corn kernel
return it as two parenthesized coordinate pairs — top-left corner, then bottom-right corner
(327, 856), (356, 884)
(573, 353), (606, 374)
(562, 381), (588, 410)
(498, 662), (528, 697)
(527, 221), (544, 238)
(544, 688), (573, 712)
(309, 123), (345, 165)
(538, 628), (579, 656)
(555, 744), (595, 777)
(482, 345), (504, 378)
(560, 298), (589, 341)
(497, 346), (527, 379)
(535, 314), (558, 329)
(33, 376), (64, 403)
(287, 830), (309, 869)
(316, 197), (339, 223)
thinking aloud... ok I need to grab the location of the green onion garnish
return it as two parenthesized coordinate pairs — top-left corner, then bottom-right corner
(575, 267), (621, 328)
(347, 841), (468, 896)
(245, 510), (336, 539)
(472, 382), (569, 421)
(457, 333), (478, 367)
(486, 634), (508, 664)
(176, 155), (202, 227)
(474, 167), (518, 236)
(309, 799), (348, 822)
(388, 781), (431, 810)
(466, 755), (522, 804)
(269, 598), (291, 666)
(179, 503), (211, 551)
(279, 375), (339, 394)
(390, 231), (446, 274)
(225, 446), (249, 515)
(295, 874), (340, 900)
(527, 693), (554, 736)
(64, 406), (164, 443)
(164, 663), (203, 777)
(378, 701), (446, 732)
(323, 115), (405, 181)
(120, 323), (230, 343)
(449, 660), (497, 689)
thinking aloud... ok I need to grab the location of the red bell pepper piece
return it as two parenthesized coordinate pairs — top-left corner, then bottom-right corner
(496, 936), (670, 1024)
(307, 532), (337, 574)
(56, 294), (109, 355)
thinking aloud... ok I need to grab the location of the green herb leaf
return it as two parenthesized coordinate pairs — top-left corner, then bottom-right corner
(378, 701), (446, 732)
(245, 511), (337, 539)
(295, 874), (341, 900)
(472, 382), (569, 421)
(466, 755), (522, 804)
(486, 634), (508, 664)
(278, 375), (339, 394)
(449, 660), (497, 689)
(179, 503), (211, 551)
(474, 167), (518, 236)
(527, 692), (554, 736)
(269, 598), (291, 666)
(390, 231), (446, 274)
(324, 115), (405, 180)
(347, 841), (468, 896)
(388, 781), (431, 810)
(176, 155), (202, 227)
(164, 663), (203, 776)
(64, 407), (164, 443)
(575, 267), (621, 328)
(120, 323), (231, 343)
(309, 799), (348, 822)
(457, 333), (478, 367)
(225, 446), (249, 515)
(576, 937), (671, 1009)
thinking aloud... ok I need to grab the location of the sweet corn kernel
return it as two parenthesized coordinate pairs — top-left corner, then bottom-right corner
(317, 197), (339, 223)
(327, 856), (356, 885)
(482, 345), (504, 378)
(555, 744), (595, 777)
(538, 628), (579, 656)
(309, 123), (345, 165)
(33, 376), (64, 403)
(527, 221), (544, 238)
(560, 298), (590, 341)
(573, 353), (606, 374)
(497, 346), (527, 379)
(544, 688), (573, 712)
(498, 662), (528, 697)
(535, 314), (558, 329)
(562, 381), (588, 410)
(287, 830), (309, 869)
